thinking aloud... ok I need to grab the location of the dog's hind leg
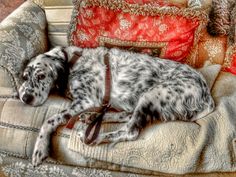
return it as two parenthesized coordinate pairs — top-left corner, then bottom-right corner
(103, 112), (132, 123)
(78, 87), (161, 145)
(84, 85), (186, 145)
(79, 111), (131, 124)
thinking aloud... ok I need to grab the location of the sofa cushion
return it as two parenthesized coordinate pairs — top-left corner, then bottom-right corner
(0, 95), (70, 158)
(0, 1), (48, 97)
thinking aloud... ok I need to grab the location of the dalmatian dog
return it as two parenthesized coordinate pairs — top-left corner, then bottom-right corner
(18, 46), (215, 166)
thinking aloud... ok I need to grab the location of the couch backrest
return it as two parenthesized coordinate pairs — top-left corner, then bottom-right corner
(31, 0), (73, 47)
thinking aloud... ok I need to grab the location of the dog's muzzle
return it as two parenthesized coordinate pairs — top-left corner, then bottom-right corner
(21, 93), (34, 104)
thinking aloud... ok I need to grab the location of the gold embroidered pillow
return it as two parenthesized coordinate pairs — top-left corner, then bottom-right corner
(68, 0), (208, 66)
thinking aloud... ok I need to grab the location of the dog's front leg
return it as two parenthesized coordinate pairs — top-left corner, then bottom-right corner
(32, 99), (95, 167)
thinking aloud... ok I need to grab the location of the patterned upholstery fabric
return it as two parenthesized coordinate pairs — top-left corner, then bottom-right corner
(0, 1), (48, 96)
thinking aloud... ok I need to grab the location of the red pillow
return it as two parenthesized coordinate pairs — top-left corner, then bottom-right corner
(68, 0), (208, 65)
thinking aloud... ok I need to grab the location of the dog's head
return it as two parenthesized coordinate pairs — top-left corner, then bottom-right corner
(19, 47), (68, 106)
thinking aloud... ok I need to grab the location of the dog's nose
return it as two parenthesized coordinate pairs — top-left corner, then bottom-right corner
(22, 94), (34, 104)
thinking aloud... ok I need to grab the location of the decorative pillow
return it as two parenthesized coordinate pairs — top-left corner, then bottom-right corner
(224, 44), (236, 75)
(0, 1), (48, 97)
(68, 0), (208, 66)
(207, 0), (231, 36)
(208, 0), (236, 44)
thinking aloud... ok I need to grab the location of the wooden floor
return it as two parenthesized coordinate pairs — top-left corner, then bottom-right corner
(0, 0), (24, 21)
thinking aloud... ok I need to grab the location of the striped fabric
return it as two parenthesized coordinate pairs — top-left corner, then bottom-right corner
(32, 0), (73, 47)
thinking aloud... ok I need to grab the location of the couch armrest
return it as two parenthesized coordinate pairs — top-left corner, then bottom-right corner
(0, 1), (48, 98)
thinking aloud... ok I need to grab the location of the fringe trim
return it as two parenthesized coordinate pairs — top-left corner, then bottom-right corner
(68, 0), (83, 46)
(98, 36), (167, 57)
(82, 0), (208, 20)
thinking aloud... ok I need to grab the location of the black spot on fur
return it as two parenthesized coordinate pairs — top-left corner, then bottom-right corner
(96, 88), (100, 99)
(145, 79), (156, 87)
(174, 88), (184, 94)
(128, 98), (136, 107)
(38, 151), (42, 158)
(151, 71), (158, 78)
(160, 100), (166, 107)
(63, 114), (71, 120)
(47, 119), (54, 124)
(119, 80), (130, 87)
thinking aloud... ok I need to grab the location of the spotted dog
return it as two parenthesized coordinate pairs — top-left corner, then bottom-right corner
(19, 46), (215, 166)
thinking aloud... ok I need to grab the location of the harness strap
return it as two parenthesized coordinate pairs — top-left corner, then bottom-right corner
(69, 51), (83, 67)
(84, 53), (111, 144)
(66, 52), (112, 145)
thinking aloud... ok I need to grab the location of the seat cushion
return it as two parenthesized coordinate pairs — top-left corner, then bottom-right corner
(0, 95), (70, 157)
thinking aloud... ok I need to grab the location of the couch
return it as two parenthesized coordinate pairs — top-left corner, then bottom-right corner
(1, 0), (236, 176)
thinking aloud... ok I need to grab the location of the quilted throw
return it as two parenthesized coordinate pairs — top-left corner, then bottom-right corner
(68, 64), (236, 175)
(69, 0), (208, 65)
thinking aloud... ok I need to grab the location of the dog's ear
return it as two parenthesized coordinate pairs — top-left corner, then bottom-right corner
(57, 63), (69, 95)
(50, 59), (69, 96)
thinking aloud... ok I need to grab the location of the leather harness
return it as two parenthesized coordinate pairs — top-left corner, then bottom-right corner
(65, 51), (113, 145)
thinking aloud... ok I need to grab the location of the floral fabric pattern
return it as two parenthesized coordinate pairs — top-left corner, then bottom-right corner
(0, 155), (143, 177)
(69, 0), (208, 65)
(0, 1), (48, 96)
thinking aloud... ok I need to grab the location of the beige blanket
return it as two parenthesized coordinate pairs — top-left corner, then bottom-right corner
(68, 64), (236, 174)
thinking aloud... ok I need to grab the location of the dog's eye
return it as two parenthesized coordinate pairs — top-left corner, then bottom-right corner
(37, 74), (46, 80)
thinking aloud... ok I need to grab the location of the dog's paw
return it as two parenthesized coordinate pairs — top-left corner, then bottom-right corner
(32, 136), (49, 167)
